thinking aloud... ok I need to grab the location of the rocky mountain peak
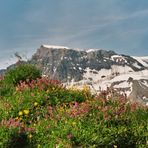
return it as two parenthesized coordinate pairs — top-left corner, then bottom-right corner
(29, 45), (145, 82)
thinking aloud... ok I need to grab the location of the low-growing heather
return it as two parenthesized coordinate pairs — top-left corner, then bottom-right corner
(0, 74), (148, 147)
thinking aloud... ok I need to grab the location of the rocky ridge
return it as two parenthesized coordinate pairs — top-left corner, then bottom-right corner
(30, 45), (145, 81)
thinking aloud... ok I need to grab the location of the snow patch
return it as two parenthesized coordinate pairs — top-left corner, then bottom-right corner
(141, 80), (148, 87)
(133, 56), (148, 67)
(42, 45), (69, 49)
(79, 67), (82, 70)
(132, 62), (142, 69)
(83, 65), (134, 82)
(86, 49), (100, 53)
(111, 55), (127, 63)
(114, 81), (130, 88)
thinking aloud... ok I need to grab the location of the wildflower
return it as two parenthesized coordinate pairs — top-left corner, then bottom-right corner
(15, 117), (19, 120)
(28, 134), (33, 139)
(19, 111), (23, 116)
(31, 93), (35, 97)
(26, 127), (34, 132)
(67, 134), (73, 139)
(21, 123), (25, 128)
(23, 109), (29, 115)
(45, 114), (49, 119)
(114, 145), (117, 148)
(34, 102), (38, 107)
(72, 122), (76, 126)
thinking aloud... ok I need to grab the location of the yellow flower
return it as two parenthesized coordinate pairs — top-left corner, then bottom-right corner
(72, 122), (76, 126)
(19, 111), (23, 116)
(83, 85), (89, 92)
(34, 102), (38, 107)
(28, 134), (32, 139)
(15, 117), (19, 120)
(23, 109), (29, 115)
(114, 145), (117, 148)
(21, 123), (25, 128)
(46, 90), (49, 93)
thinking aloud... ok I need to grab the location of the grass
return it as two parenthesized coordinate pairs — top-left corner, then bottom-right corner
(0, 65), (147, 147)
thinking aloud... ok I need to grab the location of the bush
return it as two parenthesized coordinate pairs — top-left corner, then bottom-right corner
(0, 81), (14, 96)
(4, 64), (41, 86)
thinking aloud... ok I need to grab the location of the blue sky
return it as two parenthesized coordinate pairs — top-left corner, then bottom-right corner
(0, 0), (148, 68)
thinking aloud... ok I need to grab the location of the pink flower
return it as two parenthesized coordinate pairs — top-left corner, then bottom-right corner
(25, 127), (34, 132)
(67, 134), (73, 139)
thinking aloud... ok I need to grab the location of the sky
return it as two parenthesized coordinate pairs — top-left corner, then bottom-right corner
(0, 0), (148, 69)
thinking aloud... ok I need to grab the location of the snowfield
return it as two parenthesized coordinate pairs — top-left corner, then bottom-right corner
(66, 65), (148, 104)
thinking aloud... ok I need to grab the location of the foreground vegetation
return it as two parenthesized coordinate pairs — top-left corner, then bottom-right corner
(0, 64), (148, 147)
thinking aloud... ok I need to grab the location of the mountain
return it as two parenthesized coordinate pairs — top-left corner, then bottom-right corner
(28, 45), (148, 105)
(30, 45), (146, 81)
(1, 45), (148, 105)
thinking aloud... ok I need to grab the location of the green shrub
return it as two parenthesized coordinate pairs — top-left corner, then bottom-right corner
(0, 81), (14, 96)
(4, 64), (41, 86)
(0, 126), (10, 147)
